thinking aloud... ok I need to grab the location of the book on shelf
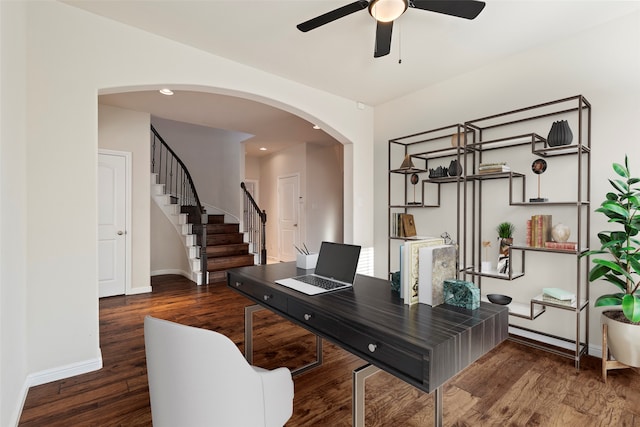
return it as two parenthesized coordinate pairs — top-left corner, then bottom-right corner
(402, 214), (417, 237)
(541, 294), (576, 306)
(542, 287), (576, 302)
(418, 245), (456, 307)
(527, 214), (552, 247)
(401, 237), (445, 305)
(478, 164), (511, 174)
(544, 241), (578, 251)
(391, 213), (417, 238)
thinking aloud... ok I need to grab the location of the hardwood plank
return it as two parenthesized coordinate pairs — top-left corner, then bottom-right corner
(19, 274), (640, 426)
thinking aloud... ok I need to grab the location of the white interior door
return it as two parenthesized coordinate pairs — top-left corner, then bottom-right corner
(98, 152), (129, 297)
(278, 174), (299, 262)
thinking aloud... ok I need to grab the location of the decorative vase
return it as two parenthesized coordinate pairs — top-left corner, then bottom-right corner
(551, 223), (570, 242)
(547, 120), (573, 147)
(499, 237), (513, 257)
(497, 237), (512, 274)
(602, 311), (640, 368)
(448, 159), (463, 176)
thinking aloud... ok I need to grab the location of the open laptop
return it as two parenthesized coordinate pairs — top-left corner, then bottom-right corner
(275, 242), (361, 295)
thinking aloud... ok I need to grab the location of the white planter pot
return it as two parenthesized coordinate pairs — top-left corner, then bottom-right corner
(602, 311), (640, 368)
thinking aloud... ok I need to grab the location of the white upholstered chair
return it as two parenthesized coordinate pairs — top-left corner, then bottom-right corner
(144, 316), (294, 427)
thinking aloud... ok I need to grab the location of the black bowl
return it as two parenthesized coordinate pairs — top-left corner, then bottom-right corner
(487, 294), (512, 305)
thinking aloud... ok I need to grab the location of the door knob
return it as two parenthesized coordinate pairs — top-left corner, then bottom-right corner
(117, 231), (124, 235)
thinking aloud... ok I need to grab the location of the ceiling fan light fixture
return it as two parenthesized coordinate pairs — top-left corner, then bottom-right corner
(368, 0), (407, 22)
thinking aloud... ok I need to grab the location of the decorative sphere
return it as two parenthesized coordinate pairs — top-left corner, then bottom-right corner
(551, 223), (570, 242)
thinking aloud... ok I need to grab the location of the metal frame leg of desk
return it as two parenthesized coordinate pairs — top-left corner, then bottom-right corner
(243, 304), (323, 375)
(352, 363), (443, 427)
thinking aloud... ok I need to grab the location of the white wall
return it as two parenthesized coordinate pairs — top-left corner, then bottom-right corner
(306, 143), (344, 250)
(0, 1), (373, 425)
(0, 1), (29, 425)
(151, 117), (247, 219)
(98, 104), (151, 292)
(150, 201), (191, 276)
(374, 11), (640, 352)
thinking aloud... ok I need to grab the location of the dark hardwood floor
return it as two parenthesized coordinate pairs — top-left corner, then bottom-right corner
(19, 275), (640, 426)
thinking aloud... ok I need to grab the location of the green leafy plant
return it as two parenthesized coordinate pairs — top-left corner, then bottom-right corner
(583, 156), (640, 323)
(496, 222), (515, 239)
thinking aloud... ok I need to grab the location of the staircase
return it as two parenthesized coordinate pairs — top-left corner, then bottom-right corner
(150, 125), (256, 285)
(151, 174), (255, 284)
(204, 215), (255, 283)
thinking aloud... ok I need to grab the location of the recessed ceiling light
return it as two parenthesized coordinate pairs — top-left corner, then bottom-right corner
(259, 147), (267, 151)
(313, 125), (321, 130)
(159, 88), (174, 96)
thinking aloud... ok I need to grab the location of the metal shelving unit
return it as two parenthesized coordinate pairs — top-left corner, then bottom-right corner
(463, 95), (591, 369)
(387, 95), (591, 368)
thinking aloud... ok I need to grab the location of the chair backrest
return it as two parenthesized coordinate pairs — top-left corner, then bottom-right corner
(144, 316), (267, 427)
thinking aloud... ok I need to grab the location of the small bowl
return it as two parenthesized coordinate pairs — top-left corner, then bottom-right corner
(487, 294), (512, 305)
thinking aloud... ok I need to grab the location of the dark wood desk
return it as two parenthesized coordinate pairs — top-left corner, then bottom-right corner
(228, 263), (508, 426)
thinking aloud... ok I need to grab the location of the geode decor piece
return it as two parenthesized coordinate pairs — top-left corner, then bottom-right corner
(443, 279), (480, 310)
(547, 120), (573, 147)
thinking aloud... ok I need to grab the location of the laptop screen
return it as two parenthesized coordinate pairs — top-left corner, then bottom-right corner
(314, 242), (361, 284)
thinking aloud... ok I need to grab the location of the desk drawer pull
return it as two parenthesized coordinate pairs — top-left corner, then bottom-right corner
(368, 343), (378, 353)
(304, 313), (313, 321)
(235, 282), (242, 287)
(263, 294), (272, 301)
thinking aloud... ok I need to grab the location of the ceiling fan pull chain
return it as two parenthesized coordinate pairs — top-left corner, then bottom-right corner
(398, 21), (402, 64)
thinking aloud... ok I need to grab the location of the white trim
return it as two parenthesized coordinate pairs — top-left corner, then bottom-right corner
(98, 149), (132, 296)
(509, 326), (602, 358)
(26, 355), (103, 388)
(127, 285), (153, 295)
(151, 268), (193, 281)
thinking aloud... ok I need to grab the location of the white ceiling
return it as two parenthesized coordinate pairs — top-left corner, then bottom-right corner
(78, 1), (640, 154)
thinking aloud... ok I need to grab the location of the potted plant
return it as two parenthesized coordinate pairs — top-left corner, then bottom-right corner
(496, 222), (515, 274)
(583, 155), (640, 368)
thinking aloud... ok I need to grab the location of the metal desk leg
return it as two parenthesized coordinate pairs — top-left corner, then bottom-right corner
(352, 363), (381, 427)
(291, 335), (323, 375)
(244, 304), (323, 375)
(352, 363), (444, 427)
(244, 304), (264, 364)
(434, 386), (443, 427)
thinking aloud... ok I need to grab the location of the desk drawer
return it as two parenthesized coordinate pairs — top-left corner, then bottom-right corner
(288, 301), (339, 336)
(339, 326), (424, 382)
(231, 279), (287, 312)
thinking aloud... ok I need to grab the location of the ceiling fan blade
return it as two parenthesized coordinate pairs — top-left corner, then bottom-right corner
(410, 0), (486, 20)
(374, 21), (393, 58)
(297, 1), (369, 32)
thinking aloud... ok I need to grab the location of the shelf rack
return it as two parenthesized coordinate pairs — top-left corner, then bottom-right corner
(387, 95), (591, 369)
(462, 95), (591, 369)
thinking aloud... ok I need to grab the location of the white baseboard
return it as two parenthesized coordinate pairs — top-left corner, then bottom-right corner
(127, 285), (152, 295)
(26, 354), (103, 388)
(151, 269), (192, 281)
(509, 326), (602, 358)
(14, 354), (104, 427)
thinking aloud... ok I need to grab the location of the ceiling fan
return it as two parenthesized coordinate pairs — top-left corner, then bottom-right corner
(297, 0), (486, 58)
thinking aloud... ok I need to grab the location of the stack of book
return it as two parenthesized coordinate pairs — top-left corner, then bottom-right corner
(391, 213), (417, 237)
(542, 287), (576, 306)
(544, 241), (578, 251)
(526, 214), (552, 247)
(478, 162), (511, 174)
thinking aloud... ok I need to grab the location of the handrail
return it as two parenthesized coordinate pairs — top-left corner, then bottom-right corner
(151, 125), (208, 284)
(151, 125), (205, 215)
(241, 182), (267, 265)
(241, 182), (267, 222)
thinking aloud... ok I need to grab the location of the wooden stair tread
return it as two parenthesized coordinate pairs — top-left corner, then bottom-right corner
(207, 254), (254, 272)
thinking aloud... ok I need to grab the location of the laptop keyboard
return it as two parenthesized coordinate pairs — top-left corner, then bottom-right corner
(295, 275), (346, 290)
